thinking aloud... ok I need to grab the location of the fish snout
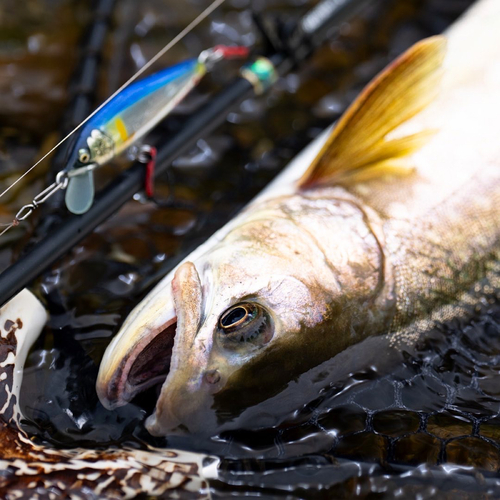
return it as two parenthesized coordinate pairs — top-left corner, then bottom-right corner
(96, 260), (214, 433)
(96, 317), (177, 410)
(97, 259), (230, 435)
(96, 276), (178, 410)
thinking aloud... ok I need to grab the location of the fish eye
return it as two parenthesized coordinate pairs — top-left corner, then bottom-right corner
(78, 148), (90, 163)
(220, 304), (254, 329)
(218, 302), (273, 345)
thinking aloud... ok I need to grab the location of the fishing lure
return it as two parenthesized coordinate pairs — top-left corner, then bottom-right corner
(64, 45), (249, 214)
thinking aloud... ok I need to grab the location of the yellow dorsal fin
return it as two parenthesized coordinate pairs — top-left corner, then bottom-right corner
(298, 36), (447, 189)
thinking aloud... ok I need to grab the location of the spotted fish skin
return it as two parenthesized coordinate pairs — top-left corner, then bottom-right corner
(353, 0), (500, 339)
(96, 0), (500, 436)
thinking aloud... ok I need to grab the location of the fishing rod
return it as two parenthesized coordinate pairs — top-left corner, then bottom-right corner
(0, 0), (370, 307)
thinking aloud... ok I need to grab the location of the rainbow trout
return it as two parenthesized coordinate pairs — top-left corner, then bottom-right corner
(97, 0), (500, 435)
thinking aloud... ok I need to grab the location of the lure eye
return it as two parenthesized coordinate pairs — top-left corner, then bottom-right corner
(218, 302), (273, 345)
(78, 148), (91, 163)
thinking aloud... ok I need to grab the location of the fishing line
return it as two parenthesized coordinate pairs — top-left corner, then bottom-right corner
(0, 223), (16, 237)
(0, 0), (226, 202)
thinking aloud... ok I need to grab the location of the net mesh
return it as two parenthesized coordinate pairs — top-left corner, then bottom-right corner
(213, 294), (500, 496)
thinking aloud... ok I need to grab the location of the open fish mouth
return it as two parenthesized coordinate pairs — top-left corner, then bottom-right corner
(97, 260), (206, 436)
(96, 281), (179, 411)
(127, 319), (177, 391)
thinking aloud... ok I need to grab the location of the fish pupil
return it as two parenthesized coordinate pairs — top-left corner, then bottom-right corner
(221, 307), (247, 328)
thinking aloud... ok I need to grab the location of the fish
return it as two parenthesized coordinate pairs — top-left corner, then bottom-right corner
(96, 0), (500, 436)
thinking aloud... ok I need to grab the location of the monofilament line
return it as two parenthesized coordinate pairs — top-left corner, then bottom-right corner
(0, 0), (226, 202)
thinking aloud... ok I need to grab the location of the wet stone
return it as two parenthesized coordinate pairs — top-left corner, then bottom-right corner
(116, 235), (153, 262)
(149, 208), (198, 234)
(67, 260), (116, 292)
(401, 374), (447, 412)
(296, 79), (332, 106)
(316, 404), (366, 436)
(334, 432), (388, 463)
(311, 91), (348, 119)
(446, 437), (500, 472)
(372, 410), (420, 437)
(427, 412), (473, 439)
(393, 433), (441, 466)
(149, 232), (180, 257)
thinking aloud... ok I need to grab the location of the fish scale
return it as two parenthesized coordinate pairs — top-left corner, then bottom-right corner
(384, 172), (500, 340)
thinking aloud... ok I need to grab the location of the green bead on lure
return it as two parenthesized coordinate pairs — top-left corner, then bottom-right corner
(64, 45), (251, 215)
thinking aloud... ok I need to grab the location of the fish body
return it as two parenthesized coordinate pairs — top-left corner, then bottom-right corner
(97, 0), (500, 435)
(64, 59), (205, 214)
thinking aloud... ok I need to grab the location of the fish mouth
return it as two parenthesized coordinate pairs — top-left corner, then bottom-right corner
(96, 281), (179, 411)
(97, 261), (209, 435)
(127, 319), (176, 391)
(120, 318), (177, 402)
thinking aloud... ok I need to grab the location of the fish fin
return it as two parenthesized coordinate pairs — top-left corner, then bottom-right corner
(334, 130), (435, 184)
(65, 171), (95, 215)
(339, 158), (416, 184)
(298, 36), (446, 189)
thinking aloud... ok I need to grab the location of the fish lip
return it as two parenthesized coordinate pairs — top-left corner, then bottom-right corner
(98, 317), (177, 410)
(96, 284), (178, 411)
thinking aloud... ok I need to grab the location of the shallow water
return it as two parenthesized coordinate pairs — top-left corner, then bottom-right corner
(3, 0), (499, 497)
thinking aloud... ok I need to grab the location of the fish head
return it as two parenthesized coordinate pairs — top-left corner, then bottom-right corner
(95, 34), (447, 435)
(96, 205), (385, 436)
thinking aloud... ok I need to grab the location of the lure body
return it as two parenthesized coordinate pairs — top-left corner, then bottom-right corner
(65, 59), (206, 214)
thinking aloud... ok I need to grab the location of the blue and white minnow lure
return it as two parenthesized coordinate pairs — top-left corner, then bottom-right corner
(64, 45), (250, 215)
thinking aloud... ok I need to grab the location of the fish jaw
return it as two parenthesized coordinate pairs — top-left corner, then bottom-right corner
(96, 259), (222, 434)
(144, 326), (221, 436)
(145, 261), (242, 436)
(96, 272), (179, 410)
